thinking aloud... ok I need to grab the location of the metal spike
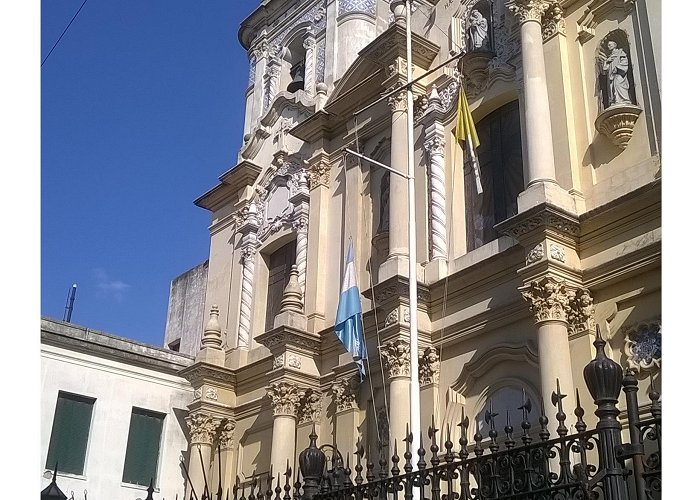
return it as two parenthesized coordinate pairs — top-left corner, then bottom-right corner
(403, 425), (413, 473)
(444, 424), (454, 462)
(538, 400), (550, 441)
(504, 410), (515, 450)
(552, 378), (568, 437)
(417, 432), (427, 470)
(391, 439), (400, 476)
(458, 407), (469, 460)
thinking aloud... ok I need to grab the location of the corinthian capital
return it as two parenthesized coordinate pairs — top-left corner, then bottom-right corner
(218, 419), (237, 450)
(424, 136), (445, 157)
(387, 90), (408, 113)
(567, 288), (594, 336)
(520, 276), (570, 323)
(298, 389), (322, 423)
(380, 339), (411, 378)
(506, 0), (555, 25)
(332, 375), (359, 412)
(542, 3), (566, 40)
(266, 381), (302, 417)
(418, 346), (440, 386)
(186, 412), (222, 445)
(309, 158), (330, 189)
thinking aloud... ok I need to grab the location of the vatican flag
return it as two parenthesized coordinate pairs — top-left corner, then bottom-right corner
(455, 86), (483, 194)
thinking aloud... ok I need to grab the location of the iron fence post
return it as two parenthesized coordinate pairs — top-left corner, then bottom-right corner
(583, 328), (629, 500)
(620, 370), (649, 500)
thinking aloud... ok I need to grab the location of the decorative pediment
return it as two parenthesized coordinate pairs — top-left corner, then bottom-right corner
(576, 0), (635, 43)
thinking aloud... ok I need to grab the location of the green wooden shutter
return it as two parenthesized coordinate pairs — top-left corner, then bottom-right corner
(122, 408), (165, 486)
(45, 392), (95, 475)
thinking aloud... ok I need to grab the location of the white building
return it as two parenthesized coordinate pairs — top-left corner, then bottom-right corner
(40, 318), (194, 500)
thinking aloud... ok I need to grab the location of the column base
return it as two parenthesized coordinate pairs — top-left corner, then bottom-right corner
(195, 347), (225, 366)
(378, 254), (410, 283)
(518, 181), (578, 216)
(423, 258), (448, 284)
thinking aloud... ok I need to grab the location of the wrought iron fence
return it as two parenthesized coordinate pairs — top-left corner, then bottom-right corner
(41, 333), (660, 500)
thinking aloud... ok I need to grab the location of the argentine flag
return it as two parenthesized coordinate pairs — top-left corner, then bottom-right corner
(334, 241), (368, 380)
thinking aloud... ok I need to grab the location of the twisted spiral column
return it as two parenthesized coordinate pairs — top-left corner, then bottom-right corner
(237, 247), (256, 349)
(303, 35), (316, 95)
(425, 133), (448, 261)
(294, 218), (309, 299)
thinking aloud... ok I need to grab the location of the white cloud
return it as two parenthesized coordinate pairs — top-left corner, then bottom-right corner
(93, 268), (131, 301)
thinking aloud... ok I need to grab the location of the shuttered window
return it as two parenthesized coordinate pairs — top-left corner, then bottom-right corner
(265, 240), (297, 331)
(45, 392), (95, 475)
(122, 408), (165, 486)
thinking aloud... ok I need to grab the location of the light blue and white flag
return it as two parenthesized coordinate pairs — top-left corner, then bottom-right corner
(334, 241), (368, 380)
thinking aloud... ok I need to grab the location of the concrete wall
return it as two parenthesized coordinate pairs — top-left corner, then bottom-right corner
(41, 322), (194, 500)
(164, 260), (208, 356)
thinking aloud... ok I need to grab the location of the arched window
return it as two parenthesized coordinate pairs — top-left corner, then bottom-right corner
(474, 386), (540, 436)
(281, 35), (307, 94)
(465, 100), (524, 251)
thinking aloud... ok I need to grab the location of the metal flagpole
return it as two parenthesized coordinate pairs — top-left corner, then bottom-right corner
(405, 0), (421, 464)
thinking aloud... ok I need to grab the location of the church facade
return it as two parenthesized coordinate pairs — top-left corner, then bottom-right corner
(178, 0), (660, 496)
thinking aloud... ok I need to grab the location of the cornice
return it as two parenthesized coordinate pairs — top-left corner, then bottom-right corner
(358, 23), (440, 71)
(41, 318), (193, 375)
(495, 202), (581, 243)
(179, 362), (237, 387)
(195, 161), (262, 212)
(257, 325), (322, 356)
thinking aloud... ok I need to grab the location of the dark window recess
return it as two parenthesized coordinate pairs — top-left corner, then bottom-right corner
(45, 392), (95, 475)
(465, 100), (524, 251)
(265, 240), (297, 331)
(168, 339), (181, 352)
(122, 408), (165, 486)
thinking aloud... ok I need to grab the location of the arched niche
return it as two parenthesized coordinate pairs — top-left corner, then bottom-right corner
(596, 29), (637, 111)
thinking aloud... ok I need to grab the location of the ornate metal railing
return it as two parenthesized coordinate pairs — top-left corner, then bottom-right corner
(296, 333), (661, 500)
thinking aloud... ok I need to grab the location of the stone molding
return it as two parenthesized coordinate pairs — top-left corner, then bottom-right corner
(332, 375), (360, 412)
(257, 327), (321, 356)
(186, 412), (222, 445)
(520, 276), (570, 323)
(380, 339), (411, 378)
(298, 388), (322, 423)
(418, 346), (440, 386)
(506, 0), (555, 25)
(218, 419), (237, 450)
(266, 381), (302, 417)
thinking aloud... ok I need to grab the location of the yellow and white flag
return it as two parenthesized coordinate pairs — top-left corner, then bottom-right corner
(454, 86), (483, 194)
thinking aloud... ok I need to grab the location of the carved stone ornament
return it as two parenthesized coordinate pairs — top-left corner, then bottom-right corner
(288, 354), (302, 369)
(309, 159), (331, 189)
(623, 320), (661, 373)
(506, 0), (555, 25)
(520, 276), (570, 323)
(550, 243), (565, 263)
(205, 387), (219, 401)
(541, 3), (565, 41)
(266, 381), (302, 417)
(566, 288), (595, 336)
(332, 375), (360, 412)
(418, 346), (440, 386)
(594, 104), (643, 150)
(273, 354), (285, 369)
(193, 388), (202, 401)
(186, 412), (222, 445)
(380, 339), (411, 378)
(218, 419), (237, 450)
(525, 243), (545, 265)
(298, 389), (322, 423)
(385, 308), (399, 327)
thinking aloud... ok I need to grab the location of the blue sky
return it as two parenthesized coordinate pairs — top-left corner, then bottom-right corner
(41, 0), (260, 346)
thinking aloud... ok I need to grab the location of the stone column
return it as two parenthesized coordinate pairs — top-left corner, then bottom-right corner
(418, 347), (441, 434)
(424, 125), (448, 262)
(303, 34), (316, 96)
(217, 419), (237, 495)
(185, 412), (221, 500)
(506, 0), (558, 186)
(332, 376), (360, 458)
(293, 217), (309, 298)
(266, 382), (301, 476)
(380, 339), (411, 446)
(264, 57), (282, 112)
(251, 41), (269, 125)
(237, 205), (260, 350)
(520, 276), (576, 425)
(382, 90), (410, 276)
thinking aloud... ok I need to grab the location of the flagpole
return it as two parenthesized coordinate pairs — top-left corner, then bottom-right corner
(405, 0), (421, 464)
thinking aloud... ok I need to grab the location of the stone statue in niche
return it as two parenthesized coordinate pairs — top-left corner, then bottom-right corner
(602, 40), (631, 106)
(467, 8), (489, 51)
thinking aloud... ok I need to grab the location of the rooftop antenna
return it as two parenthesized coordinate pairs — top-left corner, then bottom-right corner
(63, 283), (77, 322)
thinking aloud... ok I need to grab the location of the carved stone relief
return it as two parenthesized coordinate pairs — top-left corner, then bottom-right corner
(419, 346), (441, 386)
(218, 419), (237, 450)
(298, 389), (322, 423)
(186, 412), (222, 445)
(332, 375), (360, 412)
(380, 339), (411, 378)
(623, 320), (661, 373)
(525, 243), (544, 264)
(550, 243), (565, 263)
(266, 381), (302, 417)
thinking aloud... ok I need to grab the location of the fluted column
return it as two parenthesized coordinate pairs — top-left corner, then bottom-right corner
(520, 276), (576, 425)
(303, 34), (316, 96)
(424, 124), (448, 262)
(380, 339), (411, 445)
(293, 217), (309, 298)
(507, 0), (558, 186)
(185, 412), (222, 500)
(386, 91), (409, 263)
(266, 382), (301, 476)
